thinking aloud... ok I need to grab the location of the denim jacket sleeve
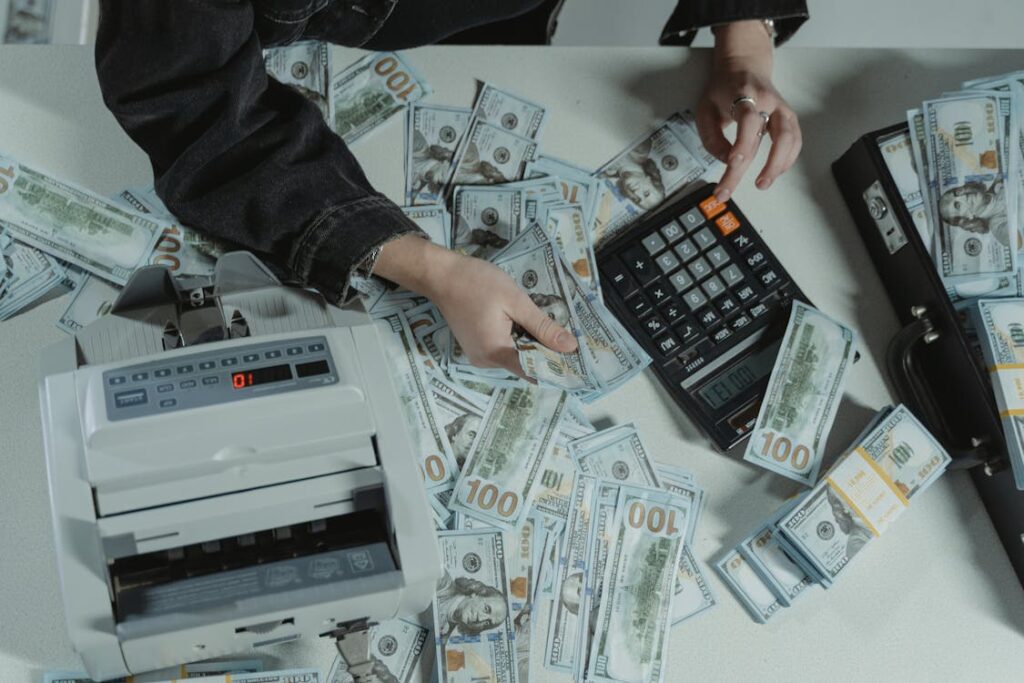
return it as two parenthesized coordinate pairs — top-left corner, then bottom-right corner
(94, 0), (424, 303)
(660, 0), (808, 46)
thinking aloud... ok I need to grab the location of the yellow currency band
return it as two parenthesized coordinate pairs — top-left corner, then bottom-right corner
(856, 447), (910, 508)
(826, 475), (880, 538)
(999, 409), (1024, 418)
(989, 363), (1024, 371)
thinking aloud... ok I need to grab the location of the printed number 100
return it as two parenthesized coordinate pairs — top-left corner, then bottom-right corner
(759, 431), (811, 471)
(465, 479), (519, 518)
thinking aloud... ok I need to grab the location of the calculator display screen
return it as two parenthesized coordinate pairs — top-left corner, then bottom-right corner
(696, 340), (780, 411)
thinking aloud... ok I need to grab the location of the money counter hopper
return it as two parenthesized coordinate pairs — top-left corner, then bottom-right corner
(37, 252), (441, 681)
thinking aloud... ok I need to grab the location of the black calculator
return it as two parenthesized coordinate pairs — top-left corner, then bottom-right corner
(597, 182), (808, 451)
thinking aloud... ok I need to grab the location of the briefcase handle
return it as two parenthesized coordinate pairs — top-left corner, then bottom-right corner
(885, 308), (994, 470)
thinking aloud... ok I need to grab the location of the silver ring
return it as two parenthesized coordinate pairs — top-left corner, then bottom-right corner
(730, 95), (756, 119)
(757, 111), (771, 137)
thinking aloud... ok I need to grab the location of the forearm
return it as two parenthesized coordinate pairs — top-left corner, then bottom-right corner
(95, 0), (422, 302)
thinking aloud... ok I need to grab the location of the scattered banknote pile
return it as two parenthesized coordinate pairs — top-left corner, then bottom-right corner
(717, 404), (951, 623)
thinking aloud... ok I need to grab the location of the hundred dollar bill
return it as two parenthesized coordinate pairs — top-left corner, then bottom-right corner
(117, 188), (230, 277)
(532, 432), (578, 521)
(330, 51), (430, 144)
(508, 518), (534, 683)
(671, 545), (716, 625)
(434, 530), (518, 683)
(525, 154), (601, 227)
(569, 424), (660, 485)
(403, 203), (451, 248)
(591, 114), (706, 246)
(574, 481), (621, 682)
(878, 129), (924, 209)
(546, 474), (596, 673)
(777, 404), (951, 584)
(450, 386), (568, 530)
(544, 202), (598, 293)
(326, 619), (429, 683)
(407, 105), (471, 205)
(264, 40), (332, 120)
(0, 154), (165, 284)
(449, 121), (538, 187)
(924, 92), (1016, 282)
(452, 186), (523, 258)
(907, 108), (938, 252)
(470, 83), (546, 141)
(976, 298), (1024, 488)
(376, 311), (460, 488)
(3, 0), (52, 43)
(430, 376), (489, 469)
(655, 465), (701, 546)
(585, 486), (687, 683)
(743, 301), (858, 486)
(55, 273), (120, 333)
(715, 548), (783, 624)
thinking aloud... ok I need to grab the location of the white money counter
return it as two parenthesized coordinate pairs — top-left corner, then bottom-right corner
(2, 45), (1024, 681)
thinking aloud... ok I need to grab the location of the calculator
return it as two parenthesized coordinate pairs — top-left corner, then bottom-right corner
(597, 182), (808, 451)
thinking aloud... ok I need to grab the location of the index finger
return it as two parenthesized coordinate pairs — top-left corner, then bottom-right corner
(714, 108), (766, 202)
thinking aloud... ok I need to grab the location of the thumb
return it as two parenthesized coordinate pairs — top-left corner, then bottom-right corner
(512, 291), (579, 353)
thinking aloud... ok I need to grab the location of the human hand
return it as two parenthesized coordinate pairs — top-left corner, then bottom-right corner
(373, 235), (579, 378)
(696, 20), (802, 202)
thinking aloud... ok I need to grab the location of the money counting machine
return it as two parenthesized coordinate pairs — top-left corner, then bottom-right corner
(37, 252), (441, 681)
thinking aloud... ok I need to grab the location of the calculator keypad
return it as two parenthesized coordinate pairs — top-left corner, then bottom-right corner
(601, 189), (798, 388)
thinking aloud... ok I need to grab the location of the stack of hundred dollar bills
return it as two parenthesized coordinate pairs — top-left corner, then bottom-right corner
(875, 69), (1024, 489)
(717, 404), (951, 623)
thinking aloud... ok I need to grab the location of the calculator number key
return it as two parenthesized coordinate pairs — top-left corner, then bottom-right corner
(687, 256), (713, 281)
(692, 227), (717, 251)
(669, 270), (695, 293)
(673, 239), (699, 263)
(682, 288), (708, 312)
(679, 207), (706, 232)
(701, 275), (727, 300)
(655, 251), (681, 273)
(660, 221), (686, 244)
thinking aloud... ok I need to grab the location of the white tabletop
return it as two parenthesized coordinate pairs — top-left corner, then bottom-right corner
(1, 44), (1023, 682)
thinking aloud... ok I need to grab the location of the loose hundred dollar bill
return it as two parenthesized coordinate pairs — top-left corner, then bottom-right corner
(407, 105), (471, 205)
(925, 92), (1016, 282)
(532, 432), (578, 521)
(544, 202), (598, 293)
(376, 311), (460, 488)
(264, 40), (332, 120)
(433, 530), (518, 683)
(326, 619), (429, 683)
(3, 0), (52, 43)
(546, 474), (596, 673)
(525, 154), (601, 228)
(715, 549), (783, 624)
(743, 301), (858, 486)
(449, 121), (538, 187)
(569, 424), (660, 485)
(452, 186), (523, 258)
(331, 51), (431, 144)
(591, 114), (707, 246)
(975, 298), (1024, 488)
(470, 83), (546, 141)
(450, 386), (568, 530)
(776, 405), (951, 584)
(574, 481), (621, 682)
(55, 273), (120, 333)
(585, 486), (687, 683)
(0, 154), (165, 284)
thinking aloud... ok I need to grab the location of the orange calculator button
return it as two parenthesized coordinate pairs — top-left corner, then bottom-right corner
(715, 212), (741, 236)
(698, 195), (726, 219)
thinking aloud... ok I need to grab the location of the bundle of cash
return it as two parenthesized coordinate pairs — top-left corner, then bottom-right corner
(327, 619), (430, 683)
(743, 301), (858, 486)
(882, 70), (1024, 306)
(0, 223), (67, 319)
(975, 298), (1024, 488)
(718, 405), (951, 622)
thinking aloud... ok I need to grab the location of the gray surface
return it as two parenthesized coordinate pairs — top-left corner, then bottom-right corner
(1, 44), (1023, 681)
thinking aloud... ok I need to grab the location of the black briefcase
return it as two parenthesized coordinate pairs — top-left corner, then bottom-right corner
(833, 123), (1024, 589)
